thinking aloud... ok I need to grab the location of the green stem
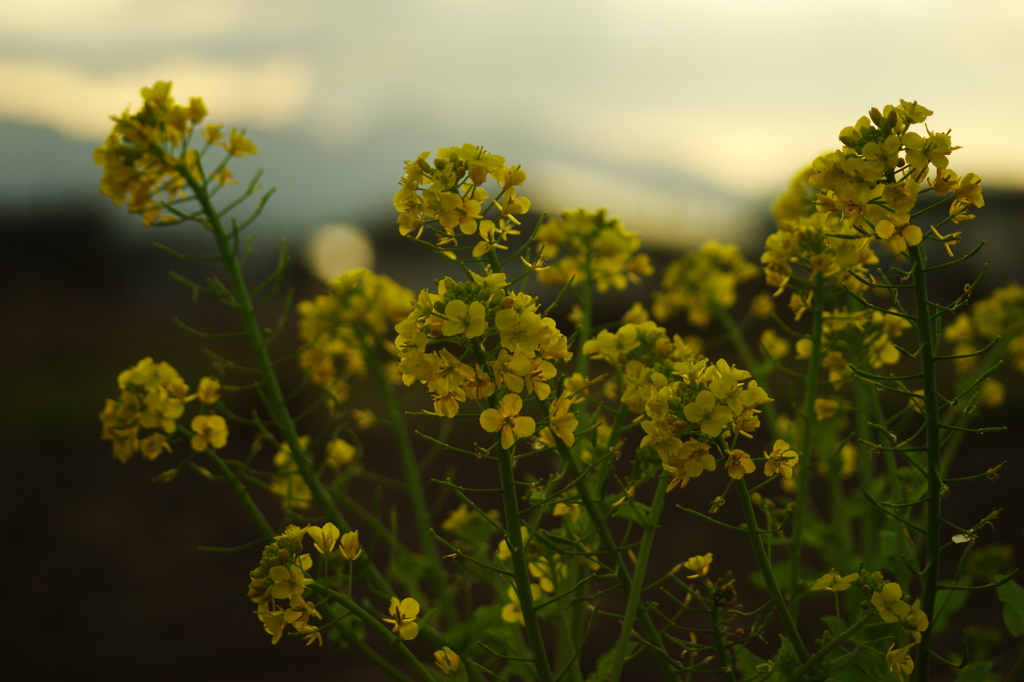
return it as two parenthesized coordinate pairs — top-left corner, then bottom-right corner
(553, 607), (584, 682)
(553, 438), (680, 680)
(710, 598), (738, 682)
(908, 245), (942, 682)
(735, 476), (808, 662)
(866, 387), (909, 587)
(853, 378), (878, 566)
(200, 444), (275, 541)
(496, 437), (555, 682)
(788, 607), (873, 682)
(788, 276), (824, 618)
(483, 235), (554, 681)
(608, 475), (669, 682)
(181, 170), (401, 604)
(363, 339), (458, 628)
(825, 424), (850, 567)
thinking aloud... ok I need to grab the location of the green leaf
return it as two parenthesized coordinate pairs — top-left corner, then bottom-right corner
(955, 661), (992, 682)
(820, 615), (849, 636)
(820, 646), (860, 675)
(444, 605), (504, 651)
(997, 579), (1024, 637)
(611, 501), (653, 528)
(733, 647), (769, 678)
(932, 581), (971, 635)
(748, 561), (820, 598)
(585, 645), (633, 682)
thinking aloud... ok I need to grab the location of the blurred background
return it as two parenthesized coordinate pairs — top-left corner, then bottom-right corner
(3, 0), (1024, 679)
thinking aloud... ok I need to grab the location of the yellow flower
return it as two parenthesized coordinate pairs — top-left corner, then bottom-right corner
(871, 582), (911, 623)
(810, 569), (858, 592)
(495, 308), (543, 352)
(764, 440), (799, 479)
(190, 414), (228, 451)
(501, 584), (542, 626)
(383, 597), (420, 640)
(194, 377), (221, 404)
(885, 643), (915, 682)
(750, 292), (775, 318)
(326, 438), (356, 469)
(434, 646), (461, 675)
(340, 530), (362, 561)
(682, 391), (733, 438)
(622, 302), (650, 324)
(296, 623), (323, 647)
(225, 127), (259, 156)
(139, 432), (171, 461)
(682, 553), (713, 579)
(951, 172), (985, 222)
(547, 392), (579, 446)
(979, 378), (1006, 409)
(480, 393), (536, 450)
(725, 449), (756, 479)
(814, 398), (839, 420)
(256, 601), (287, 645)
(760, 328), (790, 360)
(137, 388), (184, 434)
(497, 526), (530, 561)
(875, 211), (922, 253)
(269, 563), (313, 600)
(441, 299), (487, 338)
(284, 597), (322, 636)
(529, 556), (566, 593)
(553, 502), (580, 521)
(353, 408), (376, 430)
(882, 179), (920, 213)
(306, 523), (339, 554)
(899, 599), (929, 643)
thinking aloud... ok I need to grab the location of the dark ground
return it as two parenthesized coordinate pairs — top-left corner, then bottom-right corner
(3, 193), (1024, 680)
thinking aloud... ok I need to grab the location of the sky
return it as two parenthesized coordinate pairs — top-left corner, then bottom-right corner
(3, 0), (1023, 252)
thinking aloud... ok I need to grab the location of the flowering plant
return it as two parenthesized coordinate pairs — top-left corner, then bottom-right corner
(97, 84), (1023, 681)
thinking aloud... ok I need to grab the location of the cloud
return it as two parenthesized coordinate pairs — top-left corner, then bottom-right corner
(529, 158), (760, 250)
(0, 54), (315, 140)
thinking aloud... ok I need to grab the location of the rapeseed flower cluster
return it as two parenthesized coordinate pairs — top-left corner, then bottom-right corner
(100, 357), (226, 463)
(94, 80), (255, 225)
(394, 272), (573, 433)
(807, 100), (983, 255)
(247, 525), (322, 645)
(763, 210), (880, 305)
(297, 269), (414, 409)
(651, 241), (759, 326)
(394, 144), (529, 257)
(809, 570), (928, 679)
(944, 283), (1024, 378)
(534, 208), (653, 292)
(583, 321), (772, 490)
(791, 306), (911, 388)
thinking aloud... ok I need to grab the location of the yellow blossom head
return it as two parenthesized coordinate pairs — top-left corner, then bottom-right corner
(682, 553), (713, 579)
(383, 597), (420, 640)
(434, 646), (460, 675)
(306, 523), (339, 555)
(339, 530), (362, 561)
